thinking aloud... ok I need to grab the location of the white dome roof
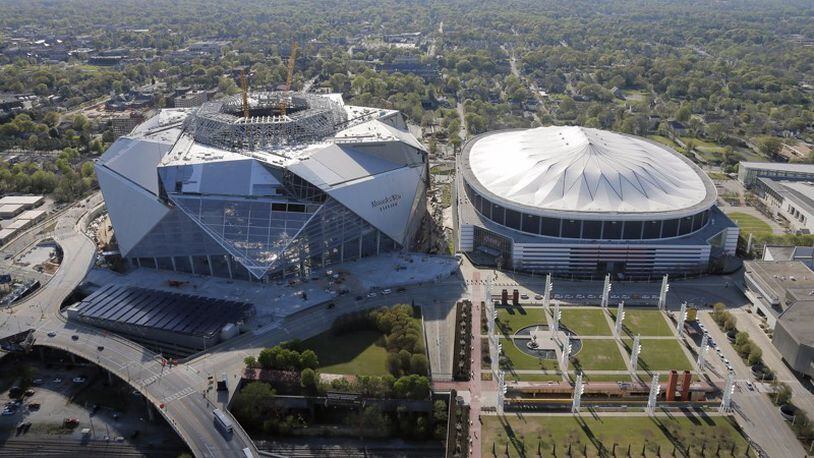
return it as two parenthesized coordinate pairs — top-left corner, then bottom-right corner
(466, 126), (710, 214)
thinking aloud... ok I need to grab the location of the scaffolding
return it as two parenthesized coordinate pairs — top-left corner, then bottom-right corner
(185, 92), (348, 153)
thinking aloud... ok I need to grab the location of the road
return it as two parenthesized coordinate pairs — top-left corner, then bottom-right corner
(698, 312), (805, 457)
(0, 194), (258, 458)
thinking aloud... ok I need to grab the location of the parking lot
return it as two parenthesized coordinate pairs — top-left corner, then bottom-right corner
(0, 351), (185, 454)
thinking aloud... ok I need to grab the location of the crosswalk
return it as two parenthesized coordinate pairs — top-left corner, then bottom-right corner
(162, 386), (196, 403)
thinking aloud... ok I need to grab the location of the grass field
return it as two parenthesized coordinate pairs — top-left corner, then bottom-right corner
(499, 337), (560, 371)
(727, 212), (773, 236)
(560, 309), (612, 336)
(482, 414), (753, 457)
(302, 330), (389, 376)
(623, 338), (694, 372)
(680, 136), (727, 154)
(611, 309), (674, 337)
(572, 339), (627, 371)
(496, 307), (549, 335)
(647, 135), (680, 149)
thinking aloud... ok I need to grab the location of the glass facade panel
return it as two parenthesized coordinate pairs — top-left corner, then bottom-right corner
(541, 217), (560, 237)
(661, 219), (679, 238)
(622, 221), (642, 239)
(603, 221), (624, 239)
(582, 220), (602, 239)
(561, 219), (581, 238)
(642, 220), (662, 239)
(505, 209), (521, 230)
(491, 204), (505, 225)
(522, 214), (540, 234)
(679, 216), (693, 235)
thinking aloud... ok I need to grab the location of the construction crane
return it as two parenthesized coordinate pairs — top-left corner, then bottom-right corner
(279, 42), (298, 116)
(240, 69), (250, 118)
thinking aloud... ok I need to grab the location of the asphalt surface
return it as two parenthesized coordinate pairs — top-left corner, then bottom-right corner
(0, 194), (257, 458)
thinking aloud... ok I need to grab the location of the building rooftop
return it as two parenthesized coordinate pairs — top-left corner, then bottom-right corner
(740, 161), (814, 173)
(71, 284), (254, 338)
(758, 178), (814, 217)
(744, 260), (814, 310)
(0, 195), (44, 206)
(17, 209), (45, 220)
(463, 126), (715, 216)
(777, 300), (814, 346)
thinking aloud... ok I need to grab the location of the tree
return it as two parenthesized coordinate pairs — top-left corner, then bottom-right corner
(386, 352), (401, 376)
(771, 381), (792, 406)
(300, 368), (317, 391)
(359, 405), (387, 436)
(675, 104), (691, 123)
(244, 356), (257, 368)
(747, 344), (763, 366)
(410, 353), (428, 375)
(232, 382), (275, 430)
(756, 136), (782, 158)
(398, 349), (412, 373)
(393, 374), (430, 400)
(723, 314), (737, 332)
(258, 347), (277, 369)
(300, 350), (319, 370)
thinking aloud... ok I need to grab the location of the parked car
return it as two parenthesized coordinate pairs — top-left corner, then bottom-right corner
(72, 377), (86, 384)
(47, 332), (56, 338)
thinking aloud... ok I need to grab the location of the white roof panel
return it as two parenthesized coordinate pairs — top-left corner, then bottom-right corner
(467, 126), (710, 214)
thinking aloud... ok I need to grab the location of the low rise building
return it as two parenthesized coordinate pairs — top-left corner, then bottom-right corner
(0, 195), (45, 209)
(172, 90), (208, 108)
(738, 161), (814, 188)
(0, 228), (17, 245)
(743, 260), (814, 328)
(764, 245), (814, 270)
(753, 178), (814, 234)
(773, 293), (814, 378)
(0, 204), (25, 219)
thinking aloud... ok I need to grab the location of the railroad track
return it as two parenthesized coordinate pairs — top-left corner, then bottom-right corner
(0, 438), (183, 457)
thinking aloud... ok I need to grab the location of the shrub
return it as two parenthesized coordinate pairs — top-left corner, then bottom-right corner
(300, 368), (317, 391)
(410, 353), (429, 375)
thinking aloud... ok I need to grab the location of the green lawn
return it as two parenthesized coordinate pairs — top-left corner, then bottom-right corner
(680, 136), (727, 153)
(496, 307), (549, 335)
(499, 337), (560, 371)
(482, 415), (754, 457)
(572, 339), (627, 371)
(727, 212), (773, 236)
(622, 338), (694, 371)
(611, 309), (674, 337)
(302, 330), (389, 376)
(560, 309), (612, 336)
(647, 135), (679, 149)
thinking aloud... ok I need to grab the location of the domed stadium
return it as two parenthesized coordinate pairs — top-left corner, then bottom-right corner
(455, 126), (739, 279)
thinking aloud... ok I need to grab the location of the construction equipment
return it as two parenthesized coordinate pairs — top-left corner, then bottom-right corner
(240, 69), (250, 118)
(279, 42), (298, 116)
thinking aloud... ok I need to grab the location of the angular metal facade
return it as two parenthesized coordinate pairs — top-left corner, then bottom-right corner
(97, 96), (428, 281)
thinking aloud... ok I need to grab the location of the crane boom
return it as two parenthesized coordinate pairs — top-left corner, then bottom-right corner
(280, 42), (298, 116)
